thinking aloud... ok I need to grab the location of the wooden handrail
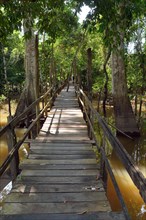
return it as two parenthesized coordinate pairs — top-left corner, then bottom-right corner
(78, 96), (130, 220)
(0, 87), (53, 137)
(0, 82), (66, 178)
(0, 98), (52, 177)
(76, 86), (146, 219)
(78, 88), (146, 203)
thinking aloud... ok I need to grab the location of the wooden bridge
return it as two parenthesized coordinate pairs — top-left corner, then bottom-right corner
(0, 82), (146, 220)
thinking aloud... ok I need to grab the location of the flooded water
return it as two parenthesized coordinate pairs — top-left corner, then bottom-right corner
(107, 139), (146, 220)
(106, 116), (146, 219)
(0, 101), (146, 219)
(0, 103), (29, 167)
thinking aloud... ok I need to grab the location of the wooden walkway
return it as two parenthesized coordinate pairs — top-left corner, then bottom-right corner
(1, 84), (125, 219)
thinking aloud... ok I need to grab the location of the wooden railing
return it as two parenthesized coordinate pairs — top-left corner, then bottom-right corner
(75, 86), (146, 220)
(0, 82), (66, 180)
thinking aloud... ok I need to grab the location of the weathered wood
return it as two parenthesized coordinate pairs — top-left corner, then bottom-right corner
(2, 201), (110, 215)
(5, 192), (107, 203)
(20, 164), (99, 170)
(78, 88), (146, 204)
(0, 84), (66, 178)
(30, 146), (93, 151)
(16, 176), (98, 184)
(21, 169), (98, 177)
(29, 149), (94, 155)
(12, 183), (103, 193)
(6, 117), (19, 180)
(0, 212), (126, 220)
(1, 84), (120, 219)
(0, 171), (11, 191)
(28, 154), (95, 160)
(26, 139), (95, 144)
(20, 158), (97, 165)
(0, 88), (52, 137)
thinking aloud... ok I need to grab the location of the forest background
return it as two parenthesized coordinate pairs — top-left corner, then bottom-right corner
(0, 0), (146, 134)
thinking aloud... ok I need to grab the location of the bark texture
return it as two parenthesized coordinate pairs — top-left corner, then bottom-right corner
(111, 51), (140, 136)
(15, 33), (39, 117)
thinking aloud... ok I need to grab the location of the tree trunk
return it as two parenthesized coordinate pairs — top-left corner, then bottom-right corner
(111, 1), (140, 136)
(103, 48), (111, 117)
(15, 23), (39, 122)
(87, 48), (92, 102)
(2, 44), (7, 83)
(72, 58), (77, 84)
(111, 50), (140, 136)
(50, 43), (56, 89)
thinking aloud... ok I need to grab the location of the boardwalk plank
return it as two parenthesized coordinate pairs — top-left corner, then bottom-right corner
(28, 154), (95, 160)
(2, 201), (110, 214)
(21, 169), (98, 176)
(20, 158), (97, 165)
(12, 183), (104, 193)
(20, 164), (99, 170)
(5, 192), (107, 203)
(1, 84), (126, 219)
(0, 212), (126, 220)
(16, 176), (99, 184)
(29, 149), (94, 154)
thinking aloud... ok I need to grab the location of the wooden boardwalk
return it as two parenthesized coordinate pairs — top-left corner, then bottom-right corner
(1, 84), (125, 219)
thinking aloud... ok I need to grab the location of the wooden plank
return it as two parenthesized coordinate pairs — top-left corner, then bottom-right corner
(42, 118), (85, 123)
(30, 143), (93, 148)
(28, 154), (95, 160)
(5, 192), (107, 203)
(1, 201), (110, 214)
(20, 164), (99, 170)
(26, 139), (95, 144)
(30, 144), (94, 153)
(0, 171), (11, 191)
(16, 176), (98, 184)
(1, 85), (113, 218)
(20, 158), (97, 165)
(12, 183), (104, 193)
(43, 124), (87, 128)
(42, 130), (88, 135)
(21, 169), (98, 177)
(0, 212), (126, 220)
(35, 136), (90, 141)
(29, 150), (94, 155)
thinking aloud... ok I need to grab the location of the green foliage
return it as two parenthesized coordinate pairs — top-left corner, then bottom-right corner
(0, 94), (6, 103)
(0, 31), (25, 95)
(126, 54), (144, 92)
(0, 0), (145, 102)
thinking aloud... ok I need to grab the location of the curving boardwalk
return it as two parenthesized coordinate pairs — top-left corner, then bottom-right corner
(1, 84), (125, 219)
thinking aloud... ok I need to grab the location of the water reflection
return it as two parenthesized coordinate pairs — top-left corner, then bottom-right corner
(0, 129), (29, 167)
(107, 135), (146, 220)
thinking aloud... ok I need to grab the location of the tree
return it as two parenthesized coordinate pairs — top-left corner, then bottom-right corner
(74, 0), (145, 135)
(0, 1), (78, 119)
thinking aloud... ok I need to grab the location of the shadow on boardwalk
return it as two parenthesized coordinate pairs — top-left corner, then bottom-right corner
(1, 84), (125, 219)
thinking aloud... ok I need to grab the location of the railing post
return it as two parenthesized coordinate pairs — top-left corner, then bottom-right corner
(100, 134), (108, 189)
(26, 113), (32, 139)
(88, 107), (93, 140)
(42, 97), (45, 117)
(36, 102), (40, 136)
(44, 95), (48, 117)
(7, 116), (19, 181)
